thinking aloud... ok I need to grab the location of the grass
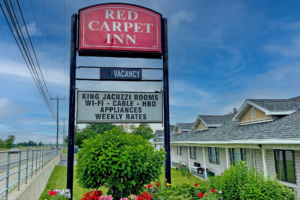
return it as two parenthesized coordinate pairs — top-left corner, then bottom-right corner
(39, 165), (202, 200)
(39, 166), (108, 200)
(0, 146), (51, 151)
(0, 148), (10, 151)
(158, 166), (203, 186)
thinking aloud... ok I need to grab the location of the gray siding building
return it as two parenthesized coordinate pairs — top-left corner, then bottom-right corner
(155, 96), (300, 198)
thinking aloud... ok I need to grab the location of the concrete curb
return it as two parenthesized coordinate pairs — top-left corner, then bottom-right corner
(8, 155), (61, 200)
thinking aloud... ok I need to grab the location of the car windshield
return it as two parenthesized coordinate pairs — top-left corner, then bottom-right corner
(11, 148), (18, 150)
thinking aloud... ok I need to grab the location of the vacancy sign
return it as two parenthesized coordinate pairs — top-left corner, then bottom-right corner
(100, 68), (142, 80)
(79, 4), (162, 53)
(77, 91), (163, 123)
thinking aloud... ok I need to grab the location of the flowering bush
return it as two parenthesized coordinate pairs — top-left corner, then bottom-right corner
(47, 189), (71, 200)
(81, 190), (103, 200)
(145, 180), (216, 200)
(99, 195), (114, 200)
(76, 128), (165, 200)
(136, 192), (153, 200)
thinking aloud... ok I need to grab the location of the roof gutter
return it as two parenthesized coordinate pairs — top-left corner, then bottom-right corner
(170, 139), (300, 145)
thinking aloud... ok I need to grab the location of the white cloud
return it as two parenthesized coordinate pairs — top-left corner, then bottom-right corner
(20, 22), (39, 37)
(0, 59), (68, 85)
(170, 10), (193, 26)
(264, 36), (300, 57)
(280, 21), (300, 30)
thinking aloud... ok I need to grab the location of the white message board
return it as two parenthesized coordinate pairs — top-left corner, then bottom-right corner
(77, 91), (163, 123)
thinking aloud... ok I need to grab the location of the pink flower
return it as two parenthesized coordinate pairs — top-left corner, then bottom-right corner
(130, 194), (135, 200)
(121, 198), (128, 200)
(105, 195), (113, 200)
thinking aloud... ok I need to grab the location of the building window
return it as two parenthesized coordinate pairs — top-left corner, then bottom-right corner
(275, 150), (296, 183)
(251, 107), (256, 119)
(177, 146), (182, 155)
(208, 147), (219, 164)
(229, 148), (246, 165)
(190, 146), (196, 159)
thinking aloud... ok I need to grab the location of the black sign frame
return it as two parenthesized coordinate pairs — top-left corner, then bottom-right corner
(67, 3), (171, 200)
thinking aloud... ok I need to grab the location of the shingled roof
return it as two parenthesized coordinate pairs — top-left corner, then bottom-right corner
(176, 123), (194, 131)
(171, 110), (300, 144)
(155, 130), (164, 136)
(198, 114), (235, 126)
(233, 96), (300, 121)
(249, 99), (300, 111)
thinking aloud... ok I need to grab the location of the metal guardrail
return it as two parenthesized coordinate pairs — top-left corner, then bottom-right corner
(0, 149), (59, 199)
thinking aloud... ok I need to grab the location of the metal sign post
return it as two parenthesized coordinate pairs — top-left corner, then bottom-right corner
(66, 13), (77, 199)
(67, 4), (170, 199)
(162, 17), (171, 185)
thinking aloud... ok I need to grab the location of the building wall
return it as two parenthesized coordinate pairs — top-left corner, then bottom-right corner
(176, 129), (183, 134)
(178, 146), (189, 164)
(204, 147), (227, 176)
(264, 149), (300, 198)
(171, 146), (178, 163)
(196, 121), (208, 130)
(240, 107), (271, 123)
(170, 145), (300, 197)
(254, 149), (264, 171)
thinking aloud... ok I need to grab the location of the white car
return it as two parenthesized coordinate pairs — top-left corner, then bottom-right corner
(9, 148), (20, 154)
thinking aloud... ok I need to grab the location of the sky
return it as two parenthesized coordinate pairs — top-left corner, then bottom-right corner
(1, 0), (300, 144)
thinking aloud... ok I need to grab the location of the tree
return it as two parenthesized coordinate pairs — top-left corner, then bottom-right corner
(130, 123), (154, 140)
(4, 135), (15, 148)
(38, 141), (43, 146)
(76, 127), (165, 199)
(169, 124), (175, 132)
(88, 123), (116, 134)
(74, 127), (97, 148)
(0, 139), (4, 148)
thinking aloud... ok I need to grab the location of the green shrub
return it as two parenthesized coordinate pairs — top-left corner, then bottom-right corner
(207, 175), (222, 190)
(76, 127), (165, 200)
(152, 183), (212, 200)
(219, 161), (248, 199)
(218, 161), (296, 200)
(178, 164), (192, 179)
(240, 167), (296, 200)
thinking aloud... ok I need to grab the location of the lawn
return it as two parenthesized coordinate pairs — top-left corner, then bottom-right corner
(0, 146), (51, 151)
(39, 166), (108, 200)
(39, 166), (202, 200)
(159, 166), (204, 186)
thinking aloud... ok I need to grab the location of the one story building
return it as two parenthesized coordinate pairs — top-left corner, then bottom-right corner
(155, 96), (300, 197)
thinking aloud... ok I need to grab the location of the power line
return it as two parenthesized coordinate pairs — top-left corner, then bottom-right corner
(40, 0), (56, 100)
(63, 0), (66, 101)
(1, 1), (57, 121)
(21, 0), (56, 110)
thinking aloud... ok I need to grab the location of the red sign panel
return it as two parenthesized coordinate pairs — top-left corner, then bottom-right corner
(79, 4), (162, 53)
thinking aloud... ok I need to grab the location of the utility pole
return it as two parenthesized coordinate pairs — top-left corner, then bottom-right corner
(51, 96), (65, 148)
(61, 118), (67, 148)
